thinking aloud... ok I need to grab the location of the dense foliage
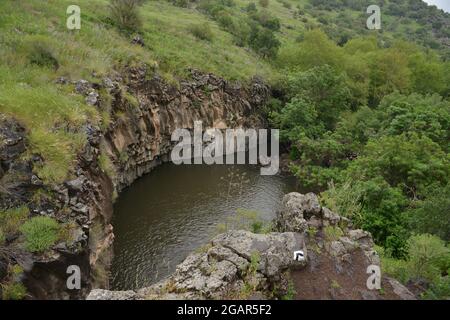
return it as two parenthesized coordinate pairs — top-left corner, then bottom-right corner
(269, 26), (449, 297)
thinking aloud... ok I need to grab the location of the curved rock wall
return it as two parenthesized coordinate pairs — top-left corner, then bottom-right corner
(0, 67), (270, 299)
(103, 67), (269, 191)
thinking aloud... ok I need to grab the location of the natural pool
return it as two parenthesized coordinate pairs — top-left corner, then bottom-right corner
(110, 163), (296, 290)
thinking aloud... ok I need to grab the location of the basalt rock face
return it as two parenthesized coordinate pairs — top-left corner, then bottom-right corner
(0, 68), (270, 299)
(0, 113), (112, 299)
(0, 115), (32, 208)
(87, 192), (415, 300)
(103, 67), (269, 192)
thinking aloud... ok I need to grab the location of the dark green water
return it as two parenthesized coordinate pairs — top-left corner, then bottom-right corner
(110, 163), (296, 290)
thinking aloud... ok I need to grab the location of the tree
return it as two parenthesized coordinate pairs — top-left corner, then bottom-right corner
(249, 24), (280, 58)
(368, 49), (412, 106)
(277, 30), (346, 71)
(270, 96), (323, 142)
(407, 184), (450, 241)
(282, 65), (352, 130)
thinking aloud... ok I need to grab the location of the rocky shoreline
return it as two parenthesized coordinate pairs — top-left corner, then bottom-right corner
(87, 193), (416, 300)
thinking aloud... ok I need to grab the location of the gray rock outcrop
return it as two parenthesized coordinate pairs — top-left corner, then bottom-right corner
(89, 230), (306, 300)
(87, 192), (416, 300)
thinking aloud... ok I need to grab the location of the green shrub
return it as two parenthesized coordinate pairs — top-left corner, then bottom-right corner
(320, 180), (363, 223)
(380, 234), (450, 299)
(248, 25), (280, 58)
(26, 39), (59, 69)
(0, 206), (29, 236)
(407, 234), (450, 283)
(324, 225), (344, 242)
(170, 0), (191, 8)
(407, 184), (450, 241)
(259, 0), (269, 8)
(189, 23), (214, 41)
(380, 254), (410, 283)
(246, 2), (257, 13)
(250, 10), (281, 31)
(1, 282), (27, 300)
(20, 216), (60, 253)
(109, 0), (143, 33)
(423, 276), (450, 300)
(279, 0), (292, 9)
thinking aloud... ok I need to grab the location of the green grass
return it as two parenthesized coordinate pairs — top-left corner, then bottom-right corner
(0, 207), (29, 236)
(324, 225), (344, 242)
(0, 0), (157, 184)
(0, 0), (276, 185)
(1, 282), (27, 300)
(98, 149), (117, 180)
(19, 216), (61, 253)
(188, 22), (214, 41)
(138, 0), (274, 81)
(0, 228), (5, 246)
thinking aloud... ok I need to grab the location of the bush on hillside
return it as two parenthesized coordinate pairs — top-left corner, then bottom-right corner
(19, 216), (60, 253)
(380, 234), (450, 299)
(1, 282), (27, 300)
(25, 38), (59, 70)
(259, 0), (269, 8)
(109, 0), (143, 33)
(189, 23), (214, 41)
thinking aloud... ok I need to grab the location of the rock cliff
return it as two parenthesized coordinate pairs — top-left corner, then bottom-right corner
(0, 67), (270, 299)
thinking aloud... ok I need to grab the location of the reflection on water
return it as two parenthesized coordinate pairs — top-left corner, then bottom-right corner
(110, 163), (296, 290)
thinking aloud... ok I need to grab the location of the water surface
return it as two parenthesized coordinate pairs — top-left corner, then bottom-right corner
(110, 163), (296, 290)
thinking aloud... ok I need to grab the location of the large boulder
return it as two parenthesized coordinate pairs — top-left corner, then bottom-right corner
(211, 230), (306, 279)
(275, 193), (351, 233)
(88, 230), (307, 300)
(275, 193), (321, 233)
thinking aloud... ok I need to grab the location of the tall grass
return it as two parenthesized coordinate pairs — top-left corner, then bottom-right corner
(0, 0), (277, 185)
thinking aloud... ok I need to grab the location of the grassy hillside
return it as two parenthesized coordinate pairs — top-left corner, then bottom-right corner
(1, 0), (448, 185)
(0, 0), (275, 184)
